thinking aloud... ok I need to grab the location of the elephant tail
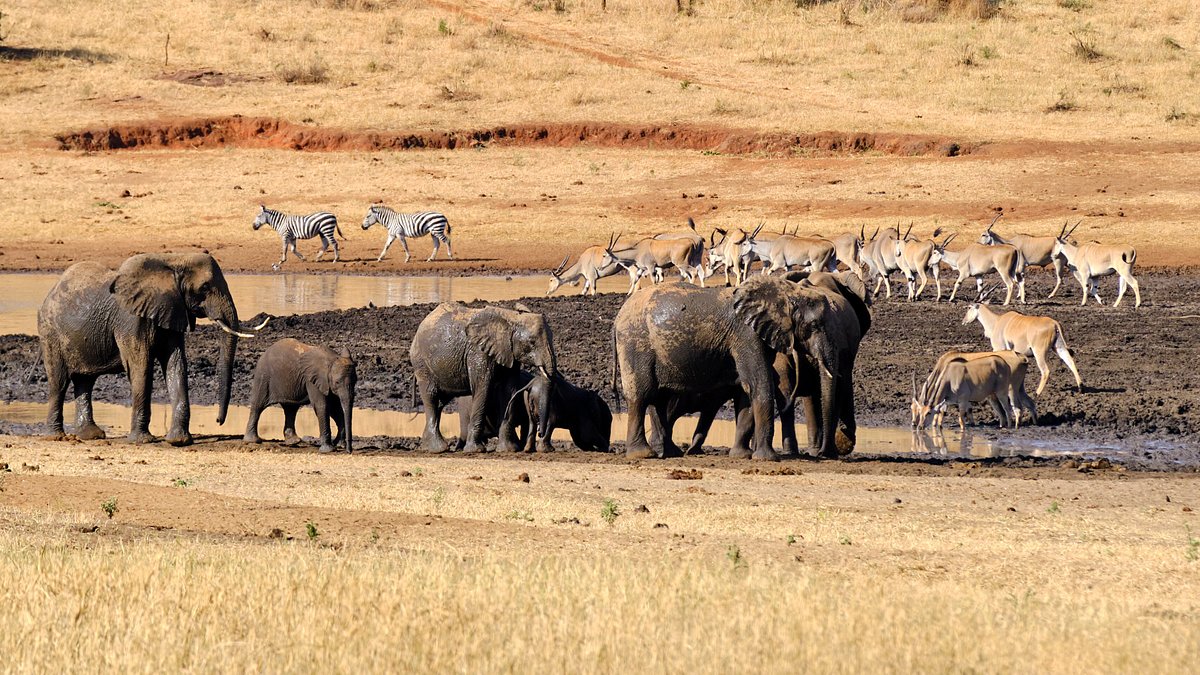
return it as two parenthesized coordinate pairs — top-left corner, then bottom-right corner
(24, 349), (43, 384)
(409, 373), (418, 410)
(610, 324), (622, 413)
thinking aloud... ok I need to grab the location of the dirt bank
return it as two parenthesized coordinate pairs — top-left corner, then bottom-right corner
(3, 270), (1199, 459)
(53, 116), (976, 157)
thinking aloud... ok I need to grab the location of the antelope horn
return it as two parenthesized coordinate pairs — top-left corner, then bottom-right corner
(869, 226), (880, 241)
(1065, 219), (1082, 238)
(859, 223), (865, 241)
(942, 233), (957, 247)
(987, 212), (1003, 229)
(213, 318), (256, 339)
(552, 254), (569, 276)
(903, 222), (913, 240)
(1057, 220), (1069, 239)
(750, 222), (764, 239)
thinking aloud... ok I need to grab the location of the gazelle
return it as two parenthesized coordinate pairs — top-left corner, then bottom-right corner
(912, 350), (1036, 429)
(940, 236), (1026, 306)
(605, 233), (706, 294)
(546, 242), (634, 296)
(979, 214), (1067, 299)
(893, 228), (946, 301)
(861, 224), (909, 299)
(745, 230), (838, 275)
(962, 302), (1082, 395)
(1053, 221), (1142, 308)
(911, 354), (1017, 432)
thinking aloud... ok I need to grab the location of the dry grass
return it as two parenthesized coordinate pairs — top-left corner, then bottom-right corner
(1, 436), (1199, 672)
(0, 0), (1197, 144)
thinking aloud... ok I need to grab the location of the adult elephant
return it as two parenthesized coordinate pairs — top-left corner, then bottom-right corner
(410, 302), (557, 453)
(38, 253), (263, 445)
(764, 272), (871, 457)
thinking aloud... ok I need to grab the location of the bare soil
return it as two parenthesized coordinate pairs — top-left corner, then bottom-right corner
(4, 270), (1199, 468)
(53, 116), (977, 156)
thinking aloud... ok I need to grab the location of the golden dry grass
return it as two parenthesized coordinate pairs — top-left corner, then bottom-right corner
(1, 436), (1199, 672)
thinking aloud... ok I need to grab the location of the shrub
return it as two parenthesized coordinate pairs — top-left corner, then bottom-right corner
(276, 55), (329, 84)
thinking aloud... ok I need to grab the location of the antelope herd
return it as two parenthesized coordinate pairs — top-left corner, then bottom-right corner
(549, 214), (1140, 438)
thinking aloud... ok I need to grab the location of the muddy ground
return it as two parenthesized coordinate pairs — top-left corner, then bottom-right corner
(3, 269), (1199, 455)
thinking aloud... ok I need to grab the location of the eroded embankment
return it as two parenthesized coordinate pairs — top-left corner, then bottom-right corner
(54, 117), (975, 157)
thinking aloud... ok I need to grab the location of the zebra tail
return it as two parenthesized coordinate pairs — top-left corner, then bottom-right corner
(336, 222), (347, 240)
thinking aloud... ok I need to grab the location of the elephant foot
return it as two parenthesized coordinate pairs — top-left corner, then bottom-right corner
(165, 431), (193, 447)
(660, 444), (684, 459)
(461, 441), (484, 454)
(243, 433), (263, 444)
(779, 438), (800, 458)
(318, 443), (337, 454)
(497, 441), (521, 454)
(282, 435), (303, 447)
(127, 430), (157, 445)
(76, 424), (106, 441)
(44, 431), (68, 441)
(421, 433), (449, 454)
(752, 448), (780, 462)
(625, 444), (655, 460)
(536, 440), (554, 454)
(728, 445), (752, 460)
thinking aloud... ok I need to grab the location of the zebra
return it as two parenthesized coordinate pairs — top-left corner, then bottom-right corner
(252, 204), (345, 270)
(361, 205), (454, 262)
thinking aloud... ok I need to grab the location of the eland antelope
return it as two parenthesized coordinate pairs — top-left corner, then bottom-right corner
(652, 218), (708, 284)
(912, 350), (1036, 429)
(707, 224), (760, 286)
(862, 224), (909, 299)
(978, 214), (1067, 299)
(893, 228), (946, 301)
(605, 233), (707, 294)
(962, 302), (1082, 395)
(747, 230), (838, 275)
(1053, 221), (1142, 308)
(546, 242), (634, 296)
(829, 228), (865, 280)
(940, 236), (1026, 306)
(911, 354), (1017, 432)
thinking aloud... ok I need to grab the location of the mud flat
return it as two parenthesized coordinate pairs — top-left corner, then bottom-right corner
(2, 270), (1199, 468)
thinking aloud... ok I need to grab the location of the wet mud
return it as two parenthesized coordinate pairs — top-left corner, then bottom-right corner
(2, 270), (1199, 466)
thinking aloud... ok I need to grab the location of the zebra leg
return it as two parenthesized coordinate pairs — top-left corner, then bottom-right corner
(378, 234), (396, 262)
(314, 236), (328, 261)
(427, 236), (439, 262)
(290, 238), (306, 262)
(399, 236), (412, 263)
(444, 234), (454, 259)
(274, 237), (289, 270)
(330, 236), (339, 263)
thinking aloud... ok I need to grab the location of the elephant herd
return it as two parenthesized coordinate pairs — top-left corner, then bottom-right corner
(37, 253), (871, 461)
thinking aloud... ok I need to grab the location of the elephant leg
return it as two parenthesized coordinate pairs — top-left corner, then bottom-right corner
(462, 370), (494, 453)
(652, 400), (682, 459)
(309, 389), (335, 453)
(623, 388), (654, 460)
(281, 404), (302, 445)
(687, 403), (720, 455)
(160, 341), (192, 447)
(802, 395), (821, 452)
(729, 397), (754, 459)
(125, 349), (156, 444)
(70, 375), (105, 441)
(43, 349), (68, 438)
(497, 405), (522, 454)
(243, 376), (268, 444)
(329, 398), (346, 445)
(817, 373), (840, 459)
(778, 398), (799, 457)
(835, 373), (857, 455)
(418, 377), (449, 453)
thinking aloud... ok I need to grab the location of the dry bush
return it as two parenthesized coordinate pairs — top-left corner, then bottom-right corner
(841, 0), (1000, 22)
(1070, 30), (1104, 61)
(1045, 89), (1077, 113)
(276, 54), (329, 84)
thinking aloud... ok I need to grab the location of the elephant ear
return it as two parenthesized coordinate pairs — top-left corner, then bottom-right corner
(466, 310), (516, 368)
(830, 273), (873, 334)
(109, 255), (190, 332)
(732, 277), (800, 352)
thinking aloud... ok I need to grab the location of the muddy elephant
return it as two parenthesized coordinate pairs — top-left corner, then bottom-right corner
(523, 374), (612, 453)
(645, 387), (748, 457)
(767, 272), (871, 456)
(614, 275), (860, 460)
(411, 302), (557, 453)
(38, 253), (262, 445)
(244, 338), (356, 453)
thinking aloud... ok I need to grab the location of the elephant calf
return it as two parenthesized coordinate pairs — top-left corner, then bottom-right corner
(522, 374), (611, 453)
(244, 338), (356, 453)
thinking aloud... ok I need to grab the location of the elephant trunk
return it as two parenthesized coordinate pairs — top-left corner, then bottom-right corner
(536, 377), (553, 441)
(341, 392), (354, 454)
(206, 293), (239, 425)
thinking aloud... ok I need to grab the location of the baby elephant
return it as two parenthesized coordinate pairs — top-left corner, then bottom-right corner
(523, 374), (612, 453)
(244, 338), (357, 453)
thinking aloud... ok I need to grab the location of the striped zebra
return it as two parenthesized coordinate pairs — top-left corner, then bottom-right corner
(361, 205), (454, 262)
(252, 204), (345, 270)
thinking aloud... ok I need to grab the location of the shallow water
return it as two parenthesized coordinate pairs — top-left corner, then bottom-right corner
(0, 400), (1166, 462)
(0, 272), (630, 335)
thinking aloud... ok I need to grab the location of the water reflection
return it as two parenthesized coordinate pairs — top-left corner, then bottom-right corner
(0, 272), (631, 335)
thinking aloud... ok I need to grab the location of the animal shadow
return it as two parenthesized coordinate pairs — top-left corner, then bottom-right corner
(0, 46), (113, 63)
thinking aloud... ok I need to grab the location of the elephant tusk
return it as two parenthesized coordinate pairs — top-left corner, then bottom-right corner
(212, 318), (255, 338)
(248, 317), (271, 331)
(539, 366), (551, 379)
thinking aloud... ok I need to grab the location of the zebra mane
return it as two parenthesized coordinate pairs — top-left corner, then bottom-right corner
(371, 204), (394, 215)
